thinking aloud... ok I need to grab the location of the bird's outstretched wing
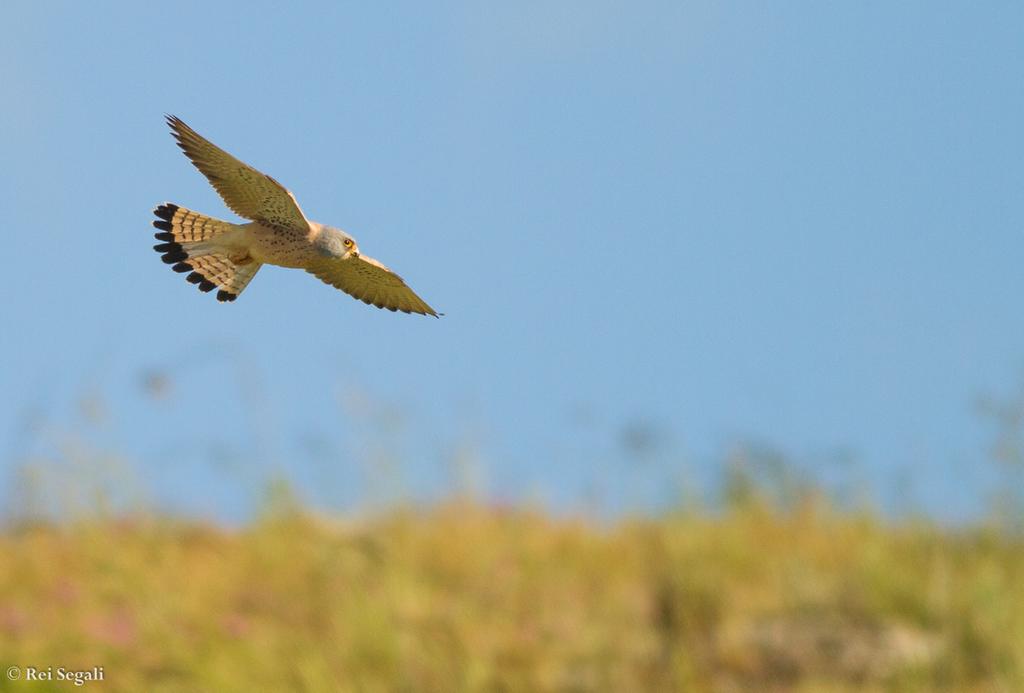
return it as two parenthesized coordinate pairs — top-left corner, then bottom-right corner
(305, 254), (439, 316)
(166, 115), (310, 233)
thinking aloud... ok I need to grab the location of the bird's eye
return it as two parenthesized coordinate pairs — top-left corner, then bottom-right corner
(343, 239), (353, 248)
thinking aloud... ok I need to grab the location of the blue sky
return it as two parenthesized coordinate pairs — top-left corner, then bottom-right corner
(2, 2), (1023, 521)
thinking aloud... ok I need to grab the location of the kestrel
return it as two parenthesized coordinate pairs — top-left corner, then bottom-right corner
(153, 115), (439, 316)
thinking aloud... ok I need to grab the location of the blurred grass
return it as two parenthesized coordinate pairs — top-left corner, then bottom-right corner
(6, 380), (1024, 690)
(1, 488), (1023, 692)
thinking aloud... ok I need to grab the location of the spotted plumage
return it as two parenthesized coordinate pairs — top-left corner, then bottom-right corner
(152, 116), (439, 316)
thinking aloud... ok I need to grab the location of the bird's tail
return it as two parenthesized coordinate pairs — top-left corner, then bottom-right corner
(152, 203), (261, 302)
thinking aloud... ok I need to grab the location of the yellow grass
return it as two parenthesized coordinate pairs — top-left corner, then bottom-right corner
(1, 493), (1023, 692)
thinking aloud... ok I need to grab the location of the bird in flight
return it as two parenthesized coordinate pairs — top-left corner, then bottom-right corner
(153, 115), (439, 316)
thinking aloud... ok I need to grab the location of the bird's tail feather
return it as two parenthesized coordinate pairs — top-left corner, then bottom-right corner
(152, 203), (261, 302)
(153, 203), (234, 242)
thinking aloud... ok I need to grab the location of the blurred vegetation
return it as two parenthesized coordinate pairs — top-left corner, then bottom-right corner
(3, 379), (1024, 691)
(1, 475), (1023, 691)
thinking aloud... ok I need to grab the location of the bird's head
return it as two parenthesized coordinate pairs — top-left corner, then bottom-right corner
(314, 226), (361, 259)
(340, 233), (360, 259)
